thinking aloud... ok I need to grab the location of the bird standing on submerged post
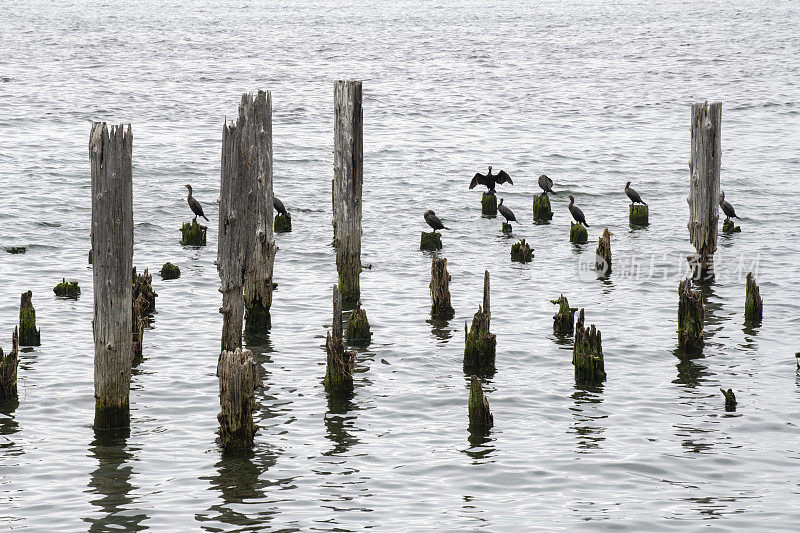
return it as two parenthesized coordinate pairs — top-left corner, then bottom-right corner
(533, 174), (555, 221)
(498, 198), (516, 234)
(719, 191), (741, 234)
(185, 185), (209, 221)
(181, 185), (208, 245)
(421, 210), (447, 251)
(568, 195), (589, 243)
(273, 196), (292, 233)
(625, 181), (649, 226)
(538, 174), (557, 195)
(470, 166), (512, 216)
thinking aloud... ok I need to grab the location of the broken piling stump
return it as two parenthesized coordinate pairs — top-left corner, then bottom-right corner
(722, 219), (741, 234)
(0, 328), (19, 400)
(90, 122), (133, 429)
(325, 285), (356, 394)
(510, 239), (532, 263)
(573, 309), (605, 383)
(629, 204), (649, 226)
(18, 291), (40, 346)
(6, 246), (26, 254)
(160, 262), (180, 280)
(570, 222), (588, 243)
(274, 213), (292, 233)
(551, 295), (576, 336)
(745, 272), (762, 324)
(180, 219), (207, 246)
(720, 388), (737, 411)
(501, 222), (512, 234)
(678, 278), (704, 353)
(420, 231), (442, 251)
(430, 253), (454, 320)
(345, 300), (372, 345)
(53, 278), (81, 298)
(217, 347), (260, 450)
(595, 228), (612, 275)
(463, 271), (496, 373)
(468, 375), (493, 434)
(532, 193), (553, 221)
(481, 192), (497, 216)
(332, 80), (363, 301)
(131, 267), (157, 363)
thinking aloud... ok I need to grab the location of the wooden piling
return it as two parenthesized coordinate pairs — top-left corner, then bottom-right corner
(430, 253), (454, 320)
(345, 300), (372, 345)
(217, 347), (260, 449)
(481, 193), (497, 216)
(595, 228), (612, 275)
(464, 271), (496, 373)
(90, 122), (133, 429)
(18, 291), (40, 346)
(688, 101), (721, 278)
(332, 80), (363, 301)
(510, 239), (533, 263)
(532, 193), (553, 221)
(678, 279), (704, 353)
(468, 375), (493, 434)
(720, 388), (736, 411)
(629, 204), (649, 226)
(551, 295), (576, 336)
(570, 222), (588, 243)
(573, 309), (605, 383)
(0, 328), (19, 399)
(420, 231), (442, 251)
(745, 272), (762, 324)
(325, 285), (356, 393)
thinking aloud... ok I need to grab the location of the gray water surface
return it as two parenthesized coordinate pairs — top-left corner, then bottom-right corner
(1, 0), (799, 531)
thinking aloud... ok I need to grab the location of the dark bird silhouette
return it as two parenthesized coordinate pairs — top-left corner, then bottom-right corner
(273, 196), (291, 219)
(538, 174), (557, 195)
(625, 181), (647, 206)
(719, 191), (739, 221)
(184, 184), (209, 221)
(498, 198), (516, 224)
(424, 210), (449, 232)
(469, 166), (513, 194)
(567, 195), (589, 227)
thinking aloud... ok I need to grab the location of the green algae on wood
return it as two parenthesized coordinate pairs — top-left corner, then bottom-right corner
(510, 239), (533, 263)
(629, 204), (649, 226)
(420, 231), (442, 251)
(180, 219), (207, 245)
(722, 219), (741, 234)
(532, 193), (553, 222)
(430, 253), (455, 320)
(160, 262), (180, 280)
(468, 375), (493, 434)
(481, 192), (497, 216)
(678, 278), (704, 353)
(745, 272), (762, 324)
(345, 300), (371, 345)
(132, 267), (156, 314)
(463, 271), (495, 373)
(0, 327), (19, 399)
(720, 388), (737, 411)
(325, 285), (356, 394)
(595, 228), (612, 275)
(551, 294), (577, 336)
(217, 347), (261, 450)
(570, 222), (588, 243)
(88, 249), (93, 264)
(132, 267), (157, 364)
(18, 291), (41, 346)
(6, 246), (26, 254)
(274, 213), (292, 233)
(501, 222), (513, 235)
(53, 278), (81, 298)
(572, 309), (605, 383)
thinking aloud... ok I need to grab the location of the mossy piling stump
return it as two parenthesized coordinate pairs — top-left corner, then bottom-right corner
(217, 347), (260, 450)
(131, 267), (157, 363)
(510, 239), (532, 263)
(570, 222), (588, 243)
(468, 375), (493, 434)
(420, 231), (442, 251)
(720, 388), (737, 411)
(745, 272), (762, 324)
(551, 295), (576, 336)
(532, 193), (553, 221)
(345, 300), (372, 345)
(0, 327), (19, 399)
(595, 228), (612, 275)
(53, 278), (81, 298)
(18, 291), (40, 346)
(464, 271), (496, 373)
(274, 213), (292, 233)
(180, 219), (207, 246)
(722, 219), (741, 234)
(501, 222), (512, 234)
(6, 246), (26, 254)
(629, 204), (649, 226)
(481, 192), (497, 216)
(678, 279), (704, 353)
(160, 262), (180, 280)
(572, 309), (605, 383)
(430, 253), (454, 320)
(325, 285), (356, 394)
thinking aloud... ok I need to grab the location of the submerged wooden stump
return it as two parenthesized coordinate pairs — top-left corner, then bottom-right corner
(430, 253), (454, 320)
(595, 228), (612, 275)
(132, 267), (156, 314)
(468, 375), (493, 434)
(722, 219), (741, 234)
(678, 279), (704, 353)
(325, 285), (356, 393)
(131, 267), (157, 363)
(6, 246), (26, 254)
(217, 347), (260, 450)
(0, 327), (19, 399)
(481, 192), (497, 216)
(501, 222), (513, 234)
(18, 291), (40, 346)
(532, 193), (553, 221)
(160, 262), (180, 280)
(745, 272), (762, 324)
(464, 271), (496, 373)
(420, 231), (442, 251)
(570, 222), (588, 243)
(180, 219), (207, 245)
(274, 213), (292, 233)
(53, 278), (81, 298)
(629, 204), (649, 226)
(345, 300), (372, 345)
(551, 295), (576, 336)
(720, 388), (737, 411)
(510, 239), (532, 263)
(572, 309), (605, 383)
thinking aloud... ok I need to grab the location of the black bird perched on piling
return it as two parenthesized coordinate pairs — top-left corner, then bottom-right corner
(538, 174), (557, 195)
(498, 199), (516, 224)
(625, 181), (647, 206)
(184, 184), (209, 221)
(273, 196), (291, 219)
(469, 166), (513, 194)
(719, 191), (740, 221)
(567, 195), (589, 227)
(424, 210), (449, 233)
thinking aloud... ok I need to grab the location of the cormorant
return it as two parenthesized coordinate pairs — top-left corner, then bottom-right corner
(498, 198), (516, 224)
(273, 196), (290, 219)
(469, 166), (513, 194)
(184, 184), (209, 221)
(424, 210), (449, 233)
(625, 182), (647, 206)
(719, 191), (739, 221)
(538, 174), (557, 195)
(567, 195), (589, 227)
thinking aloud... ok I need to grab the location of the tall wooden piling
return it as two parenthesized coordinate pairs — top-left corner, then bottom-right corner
(217, 347), (260, 450)
(678, 279), (704, 352)
(332, 80), (363, 301)
(572, 309), (605, 383)
(0, 328), (19, 399)
(595, 228), (612, 275)
(90, 122), (133, 429)
(745, 272), (762, 324)
(218, 91), (277, 348)
(430, 253), (454, 319)
(688, 101), (721, 278)
(325, 285), (356, 393)
(464, 271), (496, 373)
(468, 375), (493, 434)
(18, 291), (40, 346)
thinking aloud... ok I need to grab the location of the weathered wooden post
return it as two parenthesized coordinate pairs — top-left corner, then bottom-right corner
(551, 295), (576, 335)
(180, 220), (207, 246)
(218, 91), (277, 347)
(510, 239), (533, 263)
(595, 228), (612, 275)
(345, 300), (372, 345)
(573, 309), (605, 383)
(481, 193), (497, 216)
(464, 270), (496, 373)
(420, 231), (442, 251)
(332, 80), (363, 301)
(570, 223), (588, 244)
(0, 328), (19, 400)
(217, 347), (260, 449)
(325, 285), (356, 393)
(532, 193), (553, 222)
(468, 375), (493, 434)
(720, 388), (736, 411)
(688, 101), (721, 279)
(90, 122), (133, 429)
(629, 204), (649, 226)
(678, 279), (704, 352)
(430, 253), (454, 319)
(745, 272), (762, 324)
(18, 291), (40, 346)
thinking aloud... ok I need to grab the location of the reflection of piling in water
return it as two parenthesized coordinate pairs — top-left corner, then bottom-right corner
(430, 253), (454, 320)
(464, 271), (496, 373)
(744, 272), (762, 324)
(325, 285), (356, 394)
(0, 328), (19, 400)
(217, 347), (260, 450)
(468, 375), (493, 434)
(572, 309), (605, 383)
(18, 291), (40, 346)
(678, 279), (704, 353)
